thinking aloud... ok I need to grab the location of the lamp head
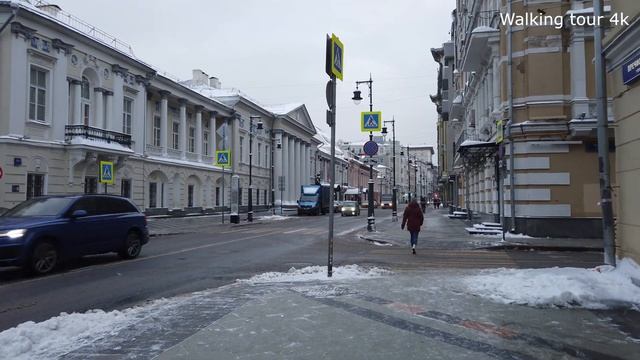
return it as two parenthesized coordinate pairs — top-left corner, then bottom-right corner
(352, 90), (363, 105)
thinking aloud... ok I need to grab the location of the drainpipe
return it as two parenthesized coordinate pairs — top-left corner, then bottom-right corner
(594, 0), (616, 266)
(507, 0), (516, 232)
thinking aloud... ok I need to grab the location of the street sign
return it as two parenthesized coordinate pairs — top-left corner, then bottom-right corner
(622, 51), (640, 85)
(99, 161), (114, 185)
(363, 141), (379, 156)
(215, 150), (231, 166)
(327, 34), (343, 81)
(361, 111), (382, 132)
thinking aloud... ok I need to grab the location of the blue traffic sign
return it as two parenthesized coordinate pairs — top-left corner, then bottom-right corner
(363, 140), (379, 156)
(361, 111), (382, 132)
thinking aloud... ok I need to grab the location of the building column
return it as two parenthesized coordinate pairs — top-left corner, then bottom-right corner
(159, 90), (170, 156)
(275, 132), (283, 205)
(195, 106), (203, 161)
(104, 90), (113, 131)
(70, 79), (82, 125)
(94, 88), (104, 128)
(281, 134), (289, 202)
(570, 33), (589, 117)
(179, 99), (187, 159)
(288, 136), (295, 202)
(304, 144), (310, 185)
(294, 139), (302, 195)
(210, 112), (217, 155)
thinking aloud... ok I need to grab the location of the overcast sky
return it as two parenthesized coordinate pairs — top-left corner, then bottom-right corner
(54, 0), (455, 154)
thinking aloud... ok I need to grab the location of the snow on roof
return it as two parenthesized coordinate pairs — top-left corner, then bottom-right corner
(566, 6), (611, 16)
(472, 26), (498, 34)
(314, 126), (346, 159)
(264, 103), (303, 115)
(459, 140), (492, 147)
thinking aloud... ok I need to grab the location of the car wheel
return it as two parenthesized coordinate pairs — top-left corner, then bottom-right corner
(120, 231), (142, 259)
(30, 241), (58, 275)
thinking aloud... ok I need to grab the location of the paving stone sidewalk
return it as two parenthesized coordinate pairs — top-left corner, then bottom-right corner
(360, 208), (604, 251)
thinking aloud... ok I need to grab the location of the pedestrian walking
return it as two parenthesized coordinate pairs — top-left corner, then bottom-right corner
(401, 199), (424, 255)
(420, 196), (427, 213)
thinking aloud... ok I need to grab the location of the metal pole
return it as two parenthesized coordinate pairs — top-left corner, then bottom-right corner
(507, 0), (516, 232)
(367, 75), (375, 232)
(594, 0), (616, 266)
(222, 166), (225, 224)
(248, 121), (253, 222)
(392, 119), (397, 221)
(407, 147), (411, 203)
(328, 75), (337, 277)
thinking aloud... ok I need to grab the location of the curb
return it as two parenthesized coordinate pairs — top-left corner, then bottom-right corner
(480, 244), (604, 252)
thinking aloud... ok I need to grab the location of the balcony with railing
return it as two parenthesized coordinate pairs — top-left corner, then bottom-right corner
(461, 10), (500, 72)
(65, 125), (132, 148)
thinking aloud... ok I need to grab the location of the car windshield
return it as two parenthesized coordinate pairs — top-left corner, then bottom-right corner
(343, 201), (357, 207)
(381, 195), (393, 201)
(300, 195), (318, 202)
(3, 197), (74, 217)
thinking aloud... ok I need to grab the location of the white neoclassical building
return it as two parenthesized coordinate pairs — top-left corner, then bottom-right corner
(0, 2), (317, 213)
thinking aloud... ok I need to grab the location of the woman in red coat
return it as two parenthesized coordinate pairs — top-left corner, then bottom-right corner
(401, 199), (424, 254)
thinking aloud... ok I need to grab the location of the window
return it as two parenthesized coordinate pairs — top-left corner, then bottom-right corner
(264, 189), (268, 205)
(256, 189), (259, 206)
(187, 185), (194, 207)
(149, 182), (157, 208)
(84, 176), (98, 194)
(188, 126), (195, 153)
(203, 131), (210, 155)
(153, 116), (161, 147)
(26, 173), (45, 200)
(239, 136), (245, 163)
(172, 122), (180, 150)
(216, 187), (220, 206)
(29, 66), (47, 122)
(257, 144), (262, 167)
(69, 197), (98, 216)
(123, 98), (133, 135)
(81, 76), (91, 126)
(265, 145), (269, 166)
(121, 179), (131, 198)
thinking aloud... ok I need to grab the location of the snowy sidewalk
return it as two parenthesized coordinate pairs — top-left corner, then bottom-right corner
(4, 264), (639, 360)
(360, 208), (604, 251)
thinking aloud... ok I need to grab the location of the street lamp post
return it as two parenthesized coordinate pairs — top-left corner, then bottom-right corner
(353, 74), (376, 231)
(248, 115), (263, 222)
(382, 118), (398, 221)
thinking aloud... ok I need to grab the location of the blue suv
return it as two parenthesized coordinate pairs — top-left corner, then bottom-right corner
(0, 195), (149, 275)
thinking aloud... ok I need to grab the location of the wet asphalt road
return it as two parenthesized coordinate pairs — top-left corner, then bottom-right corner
(0, 209), (603, 331)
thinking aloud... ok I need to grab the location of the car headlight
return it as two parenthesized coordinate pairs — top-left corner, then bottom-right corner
(1, 229), (27, 239)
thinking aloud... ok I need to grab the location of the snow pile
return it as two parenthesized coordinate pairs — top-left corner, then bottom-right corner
(240, 265), (391, 284)
(258, 215), (290, 221)
(463, 258), (640, 310)
(0, 308), (146, 360)
(473, 232), (534, 239)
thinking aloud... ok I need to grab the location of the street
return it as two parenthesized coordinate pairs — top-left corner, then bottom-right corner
(0, 208), (602, 331)
(3, 208), (636, 360)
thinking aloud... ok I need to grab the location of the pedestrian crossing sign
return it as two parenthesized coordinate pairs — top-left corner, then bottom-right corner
(99, 161), (114, 185)
(216, 150), (231, 166)
(361, 111), (382, 133)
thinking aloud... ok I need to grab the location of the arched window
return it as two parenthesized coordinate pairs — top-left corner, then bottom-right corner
(81, 76), (91, 126)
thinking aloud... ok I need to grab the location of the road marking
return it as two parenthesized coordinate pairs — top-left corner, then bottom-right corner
(283, 228), (308, 234)
(337, 226), (365, 236)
